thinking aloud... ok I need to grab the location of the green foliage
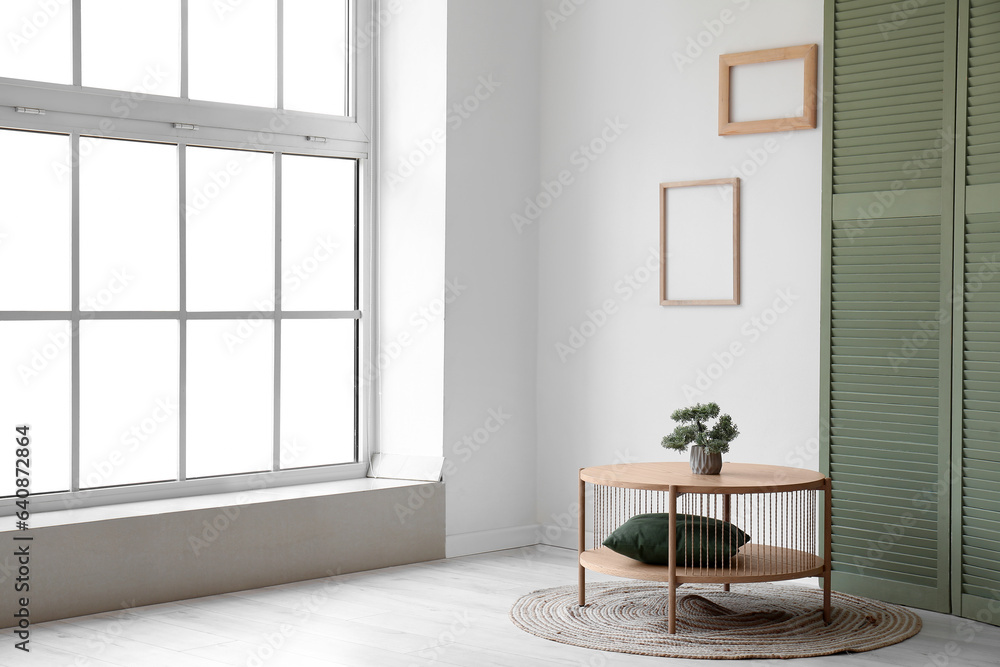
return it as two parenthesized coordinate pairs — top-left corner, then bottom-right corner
(661, 402), (740, 455)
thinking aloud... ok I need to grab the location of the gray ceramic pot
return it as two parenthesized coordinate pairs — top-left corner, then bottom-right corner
(689, 445), (723, 475)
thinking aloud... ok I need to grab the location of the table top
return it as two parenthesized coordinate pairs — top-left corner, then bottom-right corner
(579, 462), (827, 493)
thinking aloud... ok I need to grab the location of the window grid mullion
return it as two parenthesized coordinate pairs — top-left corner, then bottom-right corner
(70, 132), (81, 492)
(273, 152), (283, 473)
(71, 0), (82, 87)
(179, 142), (188, 482)
(353, 160), (361, 461)
(346, 0), (354, 117)
(180, 0), (189, 100)
(276, 0), (284, 111)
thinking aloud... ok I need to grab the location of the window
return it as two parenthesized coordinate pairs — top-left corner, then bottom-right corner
(0, 0), (372, 511)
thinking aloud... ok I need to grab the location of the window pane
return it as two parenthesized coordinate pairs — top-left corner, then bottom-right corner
(0, 0), (73, 84)
(0, 130), (71, 310)
(284, 0), (347, 115)
(186, 147), (274, 311)
(80, 139), (178, 311)
(281, 155), (355, 310)
(0, 322), (71, 496)
(280, 320), (355, 468)
(80, 321), (179, 489)
(82, 0), (180, 96)
(187, 320), (273, 478)
(189, 0), (277, 107)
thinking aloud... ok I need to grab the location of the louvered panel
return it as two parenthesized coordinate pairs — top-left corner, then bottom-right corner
(830, 399), (941, 420)
(831, 462), (940, 482)
(834, 66), (945, 91)
(823, 0), (954, 613)
(966, 0), (1000, 185)
(831, 407), (939, 428)
(833, 527), (939, 556)
(957, 0), (1000, 614)
(831, 0), (948, 194)
(827, 204), (947, 594)
(830, 381), (941, 400)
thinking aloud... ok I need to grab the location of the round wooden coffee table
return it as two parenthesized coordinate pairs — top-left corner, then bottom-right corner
(578, 462), (832, 634)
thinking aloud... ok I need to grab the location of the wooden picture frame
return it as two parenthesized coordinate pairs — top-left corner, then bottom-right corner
(659, 177), (740, 306)
(718, 44), (818, 136)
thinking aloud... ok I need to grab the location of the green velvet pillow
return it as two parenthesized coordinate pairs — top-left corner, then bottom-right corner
(602, 513), (750, 566)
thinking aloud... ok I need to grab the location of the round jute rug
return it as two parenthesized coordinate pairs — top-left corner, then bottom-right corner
(509, 582), (922, 660)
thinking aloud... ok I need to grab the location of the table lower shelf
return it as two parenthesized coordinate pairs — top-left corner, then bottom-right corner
(580, 545), (825, 584)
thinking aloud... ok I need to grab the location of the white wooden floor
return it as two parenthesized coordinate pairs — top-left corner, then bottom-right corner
(3, 545), (999, 666)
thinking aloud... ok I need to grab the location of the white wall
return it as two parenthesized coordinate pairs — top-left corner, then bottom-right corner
(443, 0), (542, 556)
(377, 0), (448, 457)
(535, 0), (825, 547)
(379, 0), (824, 555)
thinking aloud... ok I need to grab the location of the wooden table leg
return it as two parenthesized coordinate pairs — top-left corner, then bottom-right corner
(668, 485), (678, 634)
(578, 472), (585, 607)
(723, 494), (731, 592)
(823, 478), (832, 624)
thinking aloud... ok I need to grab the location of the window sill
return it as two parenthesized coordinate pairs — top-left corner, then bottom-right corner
(17, 477), (430, 530)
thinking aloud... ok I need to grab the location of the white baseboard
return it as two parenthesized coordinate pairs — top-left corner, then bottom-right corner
(446, 524), (540, 558)
(537, 526), (599, 551)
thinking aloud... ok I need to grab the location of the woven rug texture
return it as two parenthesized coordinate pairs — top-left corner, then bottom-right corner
(509, 581), (922, 660)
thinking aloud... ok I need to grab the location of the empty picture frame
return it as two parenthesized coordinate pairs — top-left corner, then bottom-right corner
(659, 177), (740, 306)
(718, 44), (818, 136)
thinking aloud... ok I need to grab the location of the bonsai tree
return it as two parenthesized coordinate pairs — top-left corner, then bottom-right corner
(661, 402), (740, 455)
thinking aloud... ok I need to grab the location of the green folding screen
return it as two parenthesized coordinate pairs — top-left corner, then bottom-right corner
(952, 0), (1000, 623)
(825, 0), (1000, 623)
(821, 0), (957, 614)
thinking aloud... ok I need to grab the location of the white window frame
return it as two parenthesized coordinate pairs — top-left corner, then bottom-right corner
(0, 0), (377, 514)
